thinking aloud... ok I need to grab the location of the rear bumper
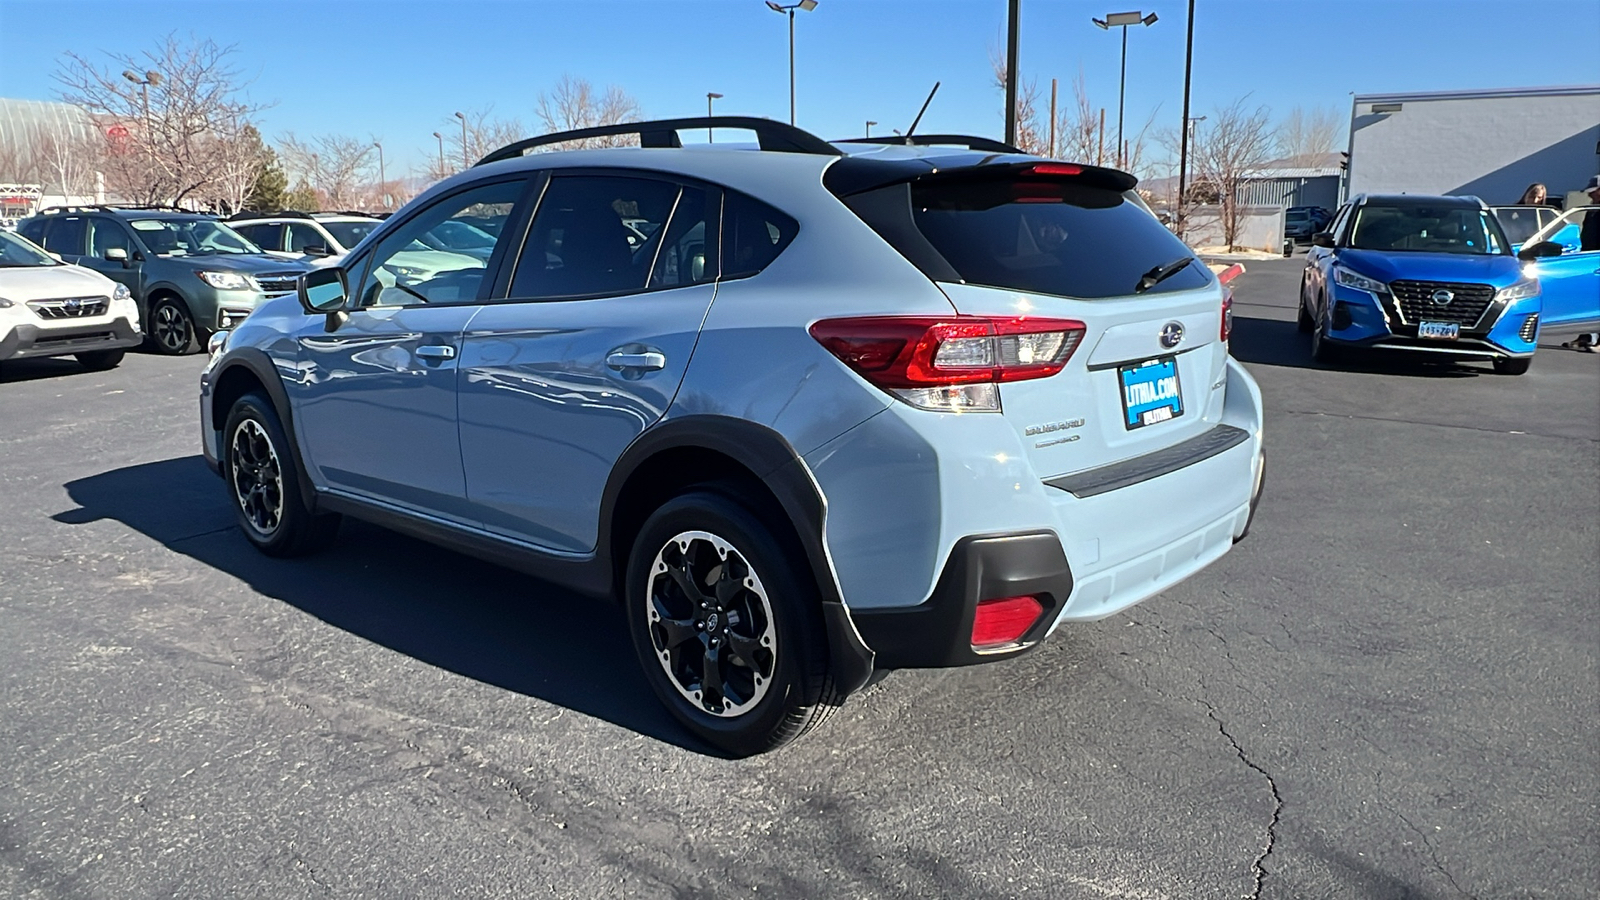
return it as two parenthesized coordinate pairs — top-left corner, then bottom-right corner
(0, 318), (142, 362)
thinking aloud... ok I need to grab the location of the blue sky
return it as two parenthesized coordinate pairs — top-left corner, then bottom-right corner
(3, 0), (1598, 176)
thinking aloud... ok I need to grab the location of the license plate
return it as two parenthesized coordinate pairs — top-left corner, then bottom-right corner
(1119, 356), (1183, 430)
(1417, 321), (1460, 340)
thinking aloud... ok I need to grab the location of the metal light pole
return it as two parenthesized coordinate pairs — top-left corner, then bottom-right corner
(373, 141), (387, 209)
(1092, 10), (1157, 169)
(706, 92), (723, 142)
(1178, 0), (1194, 235)
(121, 69), (161, 202)
(432, 132), (446, 177)
(766, 0), (818, 126)
(454, 111), (468, 169)
(865, 120), (877, 138)
(1005, 0), (1019, 147)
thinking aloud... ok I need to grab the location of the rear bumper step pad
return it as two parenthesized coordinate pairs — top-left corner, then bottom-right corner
(1045, 424), (1250, 499)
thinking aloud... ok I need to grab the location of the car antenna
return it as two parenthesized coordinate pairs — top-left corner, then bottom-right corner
(904, 81), (940, 140)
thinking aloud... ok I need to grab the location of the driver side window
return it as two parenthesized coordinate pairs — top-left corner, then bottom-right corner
(355, 180), (525, 308)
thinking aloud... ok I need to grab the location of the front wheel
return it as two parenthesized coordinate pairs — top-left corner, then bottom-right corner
(1492, 356), (1532, 376)
(222, 392), (341, 557)
(1310, 305), (1341, 365)
(148, 297), (199, 355)
(626, 490), (839, 756)
(75, 349), (125, 370)
(1296, 280), (1315, 333)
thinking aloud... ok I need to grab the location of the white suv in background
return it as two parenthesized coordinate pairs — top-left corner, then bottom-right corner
(0, 229), (142, 370)
(226, 212), (383, 261)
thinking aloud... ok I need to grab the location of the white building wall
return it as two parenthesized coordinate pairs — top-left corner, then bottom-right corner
(1346, 87), (1600, 203)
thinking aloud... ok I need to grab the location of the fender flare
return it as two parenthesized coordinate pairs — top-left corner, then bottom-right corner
(209, 347), (318, 511)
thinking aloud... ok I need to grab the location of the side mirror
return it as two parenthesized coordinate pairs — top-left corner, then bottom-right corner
(298, 267), (349, 314)
(104, 247), (129, 265)
(1312, 232), (1335, 249)
(1517, 240), (1563, 261)
(48, 251), (64, 262)
(303, 244), (332, 258)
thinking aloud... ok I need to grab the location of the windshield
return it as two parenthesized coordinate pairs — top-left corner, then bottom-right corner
(323, 220), (380, 251)
(1348, 205), (1506, 255)
(129, 218), (262, 257)
(1286, 211), (1310, 222)
(0, 229), (60, 267)
(906, 179), (1211, 299)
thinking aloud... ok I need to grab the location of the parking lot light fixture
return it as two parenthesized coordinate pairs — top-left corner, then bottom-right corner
(432, 132), (445, 177)
(1093, 10), (1157, 169)
(866, 120), (877, 138)
(706, 92), (723, 142)
(766, 0), (818, 126)
(454, 111), (468, 169)
(373, 141), (387, 209)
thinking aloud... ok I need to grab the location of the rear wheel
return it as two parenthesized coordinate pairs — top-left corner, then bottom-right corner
(626, 490), (839, 756)
(222, 392), (341, 557)
(75, 349), (125, 370)
(1492, 356), (1532, 376)
(149, 297), (199, 355)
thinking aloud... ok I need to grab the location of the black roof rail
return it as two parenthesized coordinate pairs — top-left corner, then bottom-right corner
(837, 134), (1025, 154)
(226, 209), (315, 221)
(476, 116), (841, 166)
(318, 210), (381, 218)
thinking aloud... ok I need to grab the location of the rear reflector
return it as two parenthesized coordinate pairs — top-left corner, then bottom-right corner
(971, 595), (1045, 648)
(1221, 287), (1234, 342)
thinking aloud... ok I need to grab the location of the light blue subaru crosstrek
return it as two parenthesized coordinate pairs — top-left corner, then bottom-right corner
(198, 117), (1265, 755)
(1300, 193), (1541, 374)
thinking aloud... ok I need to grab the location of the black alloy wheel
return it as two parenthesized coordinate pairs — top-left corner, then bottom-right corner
(149, 298), (198, 355)
(626, 490), (839, 756)
(222, 392), (341, 557)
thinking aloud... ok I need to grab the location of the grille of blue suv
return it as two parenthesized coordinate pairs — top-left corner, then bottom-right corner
(255, 274), (301, 294)
(1389, 280), (1496, 327)
(28, 296), (109, 319)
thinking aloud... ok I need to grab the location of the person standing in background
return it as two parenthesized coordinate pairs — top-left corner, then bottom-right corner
(1515, 183), (1549, 206)
(1559, 175), (1599, 352)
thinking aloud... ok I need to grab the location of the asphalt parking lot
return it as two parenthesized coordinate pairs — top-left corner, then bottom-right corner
(2, 256), (1595, 899)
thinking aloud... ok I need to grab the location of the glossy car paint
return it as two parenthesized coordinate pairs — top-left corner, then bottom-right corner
(1529, 247), (1600, 331)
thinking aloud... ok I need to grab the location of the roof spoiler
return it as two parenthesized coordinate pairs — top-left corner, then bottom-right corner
(836, 134), (1024, 154)
(476, 116), (841, 166)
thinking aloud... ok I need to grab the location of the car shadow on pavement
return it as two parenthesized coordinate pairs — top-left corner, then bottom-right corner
(1229, 314), (1481, 378)
(53, 455), (722, 756)
(0, 357), (98, 383)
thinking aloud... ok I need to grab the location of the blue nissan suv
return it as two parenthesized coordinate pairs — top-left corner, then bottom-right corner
(1299, 194), (1540, 374)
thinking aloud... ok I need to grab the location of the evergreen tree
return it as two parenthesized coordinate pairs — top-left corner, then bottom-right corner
(246, 142), (289, 212)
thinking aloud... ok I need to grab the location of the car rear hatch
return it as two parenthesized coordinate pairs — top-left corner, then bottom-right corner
(832, 158), (1230, 480)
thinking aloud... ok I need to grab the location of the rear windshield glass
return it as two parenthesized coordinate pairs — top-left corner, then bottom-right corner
(910, 179), (1209, 298)
(1349, 205), (1506, 255)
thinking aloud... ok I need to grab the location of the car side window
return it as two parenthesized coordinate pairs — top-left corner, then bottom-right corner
(285, 222), (324, 252)
(508, 175), (682, 300)
(648, 186), (718, 289)
(355, 180), (524, 308)
(88, 219), (133, 257)
(1329, 205), (1353, 244)
(721, 191), (798, 279)
(42, 216), (86, 255)
(237, 223), (283, 250)
(17, 218), (45, 243)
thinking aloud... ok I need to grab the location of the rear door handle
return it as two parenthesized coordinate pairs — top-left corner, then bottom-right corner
(416, 344), (456, 361)
(606, 351), (666, 370)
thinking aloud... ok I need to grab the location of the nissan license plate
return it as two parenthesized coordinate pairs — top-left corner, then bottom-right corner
(1119, 356), (1183, 430)
(1417, 321), (1460, 340)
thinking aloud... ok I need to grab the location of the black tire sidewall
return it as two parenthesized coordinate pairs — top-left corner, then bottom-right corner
(75, 349), (125, 370)
(625, 490), (826, 756)
(149, 298), (198, 355)
(222, 392), (313, 555)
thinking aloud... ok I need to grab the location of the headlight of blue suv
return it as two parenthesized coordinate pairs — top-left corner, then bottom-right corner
(1493, 276), (1539, 303)
(196, 271), (254, 291)
(112, 283), (131, 302)
(1333, 266), (1388, 294)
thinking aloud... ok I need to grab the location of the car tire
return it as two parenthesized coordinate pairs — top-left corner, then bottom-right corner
(148, 297), (199, 355)
(222, 392), (341, 557)
(1492, 357), (1532, 376)
(75, 349), (125, 370)
(625, 489), (839, 757)
(1296, 282), (1315, 334)
(1310, 306), (1341, 365)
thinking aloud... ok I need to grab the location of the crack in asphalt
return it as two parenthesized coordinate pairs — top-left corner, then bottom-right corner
(1395, 809), (1480, 900)
(1278, 407), (1598, 442)
(1201, 702), (1281, 900)
(165, 525), (237, 545)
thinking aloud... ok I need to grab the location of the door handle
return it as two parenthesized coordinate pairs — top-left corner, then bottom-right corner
(606, 351), (666, 370)
(416, 344), (456, 361)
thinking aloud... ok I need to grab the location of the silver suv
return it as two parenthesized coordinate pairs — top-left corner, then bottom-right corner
(199, 118), (1265, 755)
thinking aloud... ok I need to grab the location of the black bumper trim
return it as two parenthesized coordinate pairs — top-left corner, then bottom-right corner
(851, 531), (1073, 669)
(1045, 424), (1250, 499)
(0, 319), (142, 362)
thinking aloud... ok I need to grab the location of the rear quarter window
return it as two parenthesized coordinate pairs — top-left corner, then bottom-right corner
(909, 179), (1209, 298)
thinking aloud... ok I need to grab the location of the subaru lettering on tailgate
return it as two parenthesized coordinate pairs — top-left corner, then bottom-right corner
(1120, 356), (1183, 428)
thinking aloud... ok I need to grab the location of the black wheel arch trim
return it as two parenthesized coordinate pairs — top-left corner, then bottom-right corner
(208, 347), (318, 512)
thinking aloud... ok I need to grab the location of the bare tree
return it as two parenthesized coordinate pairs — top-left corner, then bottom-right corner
(442, 108), (527, 170)
(990, 43), (1046, 155)
(1189, 97), (1277, 249)
(36, 128), (102, 200)
(532, 76), (642, 151)
(1276, 104), (1343, 160)
(278, 133), (373, 210)
(55, 34), (267, 206)
(1052, 73), (1102, 163)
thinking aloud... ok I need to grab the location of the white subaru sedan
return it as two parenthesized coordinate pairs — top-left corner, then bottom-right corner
(0, 229), (143, 370)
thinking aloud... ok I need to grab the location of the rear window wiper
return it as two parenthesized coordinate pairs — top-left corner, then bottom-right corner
(1135, 255), (1197, 294)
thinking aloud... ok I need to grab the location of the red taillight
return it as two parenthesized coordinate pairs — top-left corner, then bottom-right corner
(1220, 288), (1234, 342)
(1027, 163), (1084, 176)
(971, 595), (1045, 648)
(809, 316), (1087, 389)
